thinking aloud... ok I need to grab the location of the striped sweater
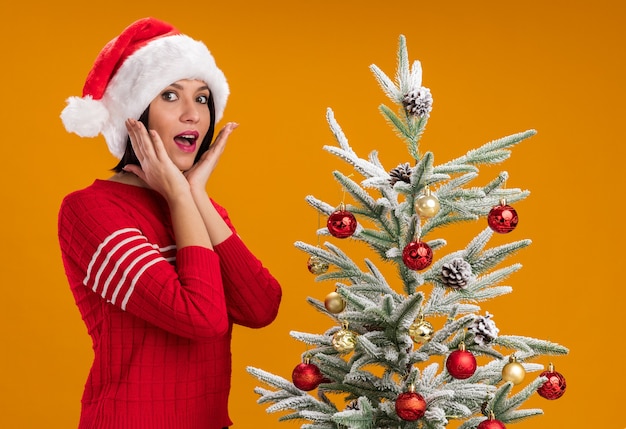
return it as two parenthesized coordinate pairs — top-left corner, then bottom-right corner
(58, 179), (282, 429)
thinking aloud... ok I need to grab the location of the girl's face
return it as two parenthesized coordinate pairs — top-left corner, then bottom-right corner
(148, 79), (212, 171)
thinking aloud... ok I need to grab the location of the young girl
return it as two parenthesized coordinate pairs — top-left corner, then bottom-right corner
(58, 17), (282, 429)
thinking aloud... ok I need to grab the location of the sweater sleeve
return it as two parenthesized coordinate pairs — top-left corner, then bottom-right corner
(211, 200), (282, 328)
(58, 191), (229, 341)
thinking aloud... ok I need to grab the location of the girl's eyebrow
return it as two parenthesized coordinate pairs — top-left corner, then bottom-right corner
(168, 82), (210, 92)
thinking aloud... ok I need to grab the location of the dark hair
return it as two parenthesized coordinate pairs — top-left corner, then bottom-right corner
(112, 92), (216, 172)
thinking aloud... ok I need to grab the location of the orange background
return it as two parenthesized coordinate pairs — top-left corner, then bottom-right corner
(1, 1), (624, 428)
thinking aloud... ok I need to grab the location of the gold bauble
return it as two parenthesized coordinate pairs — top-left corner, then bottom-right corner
(408, 317), (434, 344)
(332, 327), (357, 353)
(502, 356), (526, 385)
(415, 190), (440, 218)
(324, 291), (346, 314)
(307, 256), (329, 275)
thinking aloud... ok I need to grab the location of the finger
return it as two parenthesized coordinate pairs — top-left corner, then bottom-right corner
(212, 122), (239, 147)
(200, 122), (237, 162)
(125, 119), (143, 159)
(132, 120), (158, 160)
(125, 119), (150, 162)
(147, 129), (171, 162)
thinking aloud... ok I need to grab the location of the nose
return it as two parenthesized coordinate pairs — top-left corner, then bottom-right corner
(180, 98), (200, 123)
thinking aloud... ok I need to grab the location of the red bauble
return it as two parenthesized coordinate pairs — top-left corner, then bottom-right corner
(446, 345), (477, 379)
(292, 361), (325, 391)
(327, 210), (357, 238)
(477, 418), (506, 429)
(487, 204), (518, 233)
(537, 364), (567, 400)
(402, 241), (433, 270)
(395, 391), (427, 421)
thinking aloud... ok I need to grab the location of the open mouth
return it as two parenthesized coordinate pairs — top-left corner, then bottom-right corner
(174, 131), (199, 153)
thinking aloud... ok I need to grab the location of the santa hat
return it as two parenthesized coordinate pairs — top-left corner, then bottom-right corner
(60, 17), (229, 159)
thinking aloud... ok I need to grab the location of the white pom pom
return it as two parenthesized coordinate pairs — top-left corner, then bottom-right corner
(60, 95), (109, 137)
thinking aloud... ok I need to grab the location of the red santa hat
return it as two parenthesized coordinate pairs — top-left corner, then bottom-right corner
(61, 17), (229, 159)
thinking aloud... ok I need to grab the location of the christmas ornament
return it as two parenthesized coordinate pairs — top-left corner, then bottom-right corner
(537, 363), (567, 400)
(446, 341), (477, 379)
(307, 255), (329, 275)
(468, 312), (499, 346)
(327, 207), (357, 239)
(332, 321), (357, 353)
(395, 385), (427, 421)
(415, 187), (440, 218)
(441, 257), (472, 289)
(487, 200), (518, 234)
(292, 357), (325, 391)
(389, 162), (412, 186)
(402, 87), (433, 117)
(477, 412), (506, 429)
(324, 291), (346, 314)
(402, 241), (433, 270)
(502, 355), (525, 385)
(408, 315), (434, 344)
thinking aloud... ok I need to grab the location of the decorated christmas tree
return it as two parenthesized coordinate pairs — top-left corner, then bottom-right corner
(247, 35), (568, 429)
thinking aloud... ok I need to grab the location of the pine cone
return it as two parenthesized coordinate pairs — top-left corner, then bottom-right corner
(389, 162), (413, 186)
(345, 400), (359, 411)
(402, 86), (433, 117)
(441, 257), (472, 289)
(469, 312), (499, 346)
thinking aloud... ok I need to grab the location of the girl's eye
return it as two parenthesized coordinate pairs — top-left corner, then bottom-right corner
(197, 94), (209, 104)
(161, 91), (178, 101)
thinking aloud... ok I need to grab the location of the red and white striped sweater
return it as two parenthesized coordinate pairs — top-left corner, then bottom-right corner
(58, 179), (282, 429)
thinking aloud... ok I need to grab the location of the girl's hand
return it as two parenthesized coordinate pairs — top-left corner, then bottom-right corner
(123, 119), (190, 201)
(185, 122), (239, 192)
